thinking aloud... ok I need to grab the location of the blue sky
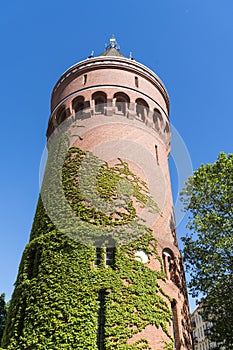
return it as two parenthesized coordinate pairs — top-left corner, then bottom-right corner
(1, 0), (233, 312)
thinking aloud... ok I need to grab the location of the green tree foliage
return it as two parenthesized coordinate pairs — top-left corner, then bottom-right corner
(0, 293), (6, 345)
(181, 152), (233, 348)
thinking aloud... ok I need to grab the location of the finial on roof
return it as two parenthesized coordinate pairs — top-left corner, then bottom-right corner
(110, 34), (116, 48)
(88, 50), (94, 58)
(99, 35), (125, 57)
(105, 34), (120, 51)
(129, 52), (134, 60)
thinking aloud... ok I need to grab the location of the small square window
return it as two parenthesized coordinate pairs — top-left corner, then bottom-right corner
(106, 247), (114, 267)
(94, 247), (101, 267)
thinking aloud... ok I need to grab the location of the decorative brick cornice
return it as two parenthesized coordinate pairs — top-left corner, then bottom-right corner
(51, 56), (170, 114)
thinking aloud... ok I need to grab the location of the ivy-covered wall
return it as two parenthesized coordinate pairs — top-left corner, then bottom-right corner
(2, 146), (174, 350)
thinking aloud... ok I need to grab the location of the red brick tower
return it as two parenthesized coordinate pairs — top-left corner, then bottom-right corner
(44, 36), (193, 350)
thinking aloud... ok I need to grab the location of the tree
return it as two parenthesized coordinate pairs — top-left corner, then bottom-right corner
(0, 293), (6, 345)
(181, 152), (233, 348)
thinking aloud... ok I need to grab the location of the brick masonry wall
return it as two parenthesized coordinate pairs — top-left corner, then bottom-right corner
(49, 55), (193, 349)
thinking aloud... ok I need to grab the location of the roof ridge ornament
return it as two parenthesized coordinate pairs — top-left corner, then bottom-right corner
(129, 52), (134, 60)
(88, 50), (94, 59)
(105, 34), (120, 51)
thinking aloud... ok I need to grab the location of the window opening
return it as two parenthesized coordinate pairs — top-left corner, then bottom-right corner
(136, 98), (149, 121)
(105, 247), (114, 267)
(83, 74), (87, 85)
(114, 92), (130, 115)
(97, 289), (107, 350)
(92, 92), (107, 114)
(94, 246), (115, 267)
(94, 247), (101, 267)
(72, 96), (85, 118)
(95, 98), (105, 113)
(116, 100), (124, 112)
(162, 248), (173, 280)
(56, 107), (67, 125)
(75, 102), (85, 114)
(155, 145), (159, 165)
(153, 108), (162, 131)
(171, 299), (179, 350)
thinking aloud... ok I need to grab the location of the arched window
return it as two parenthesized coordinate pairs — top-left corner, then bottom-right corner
(162, 248), (174, 280)
(72, 95), (85, 115)
(56, 106), (67, 125)
(136, 98), (149, 121)
(92, 91), (107, 114)
(47, 118), (55, 137)
(114, 92), (130, 115)
(153, 108), (163, 130)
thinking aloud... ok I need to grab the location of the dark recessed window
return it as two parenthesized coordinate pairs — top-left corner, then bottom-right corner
(155, 145), (159, 165)
(97, 289), (107, 350)
(92, 92), (107, 114)
(106, 247), (114, 267)
(162, 248), (174, 280)
(72, 96), (85, 116)
(114, 92), (130, 115)
(171, 299), (179, 349)
(94, 247), (101, 267)
(83, 74), (87, 85)
(56, 106), (67, 125)
(153, 108), (163, 126)
(136, 98), (149, 121)
(93, 246), (115, 268)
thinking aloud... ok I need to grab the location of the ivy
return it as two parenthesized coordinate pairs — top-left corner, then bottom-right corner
(2, 145), (173, 349)
(0, 294), (6, 345)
